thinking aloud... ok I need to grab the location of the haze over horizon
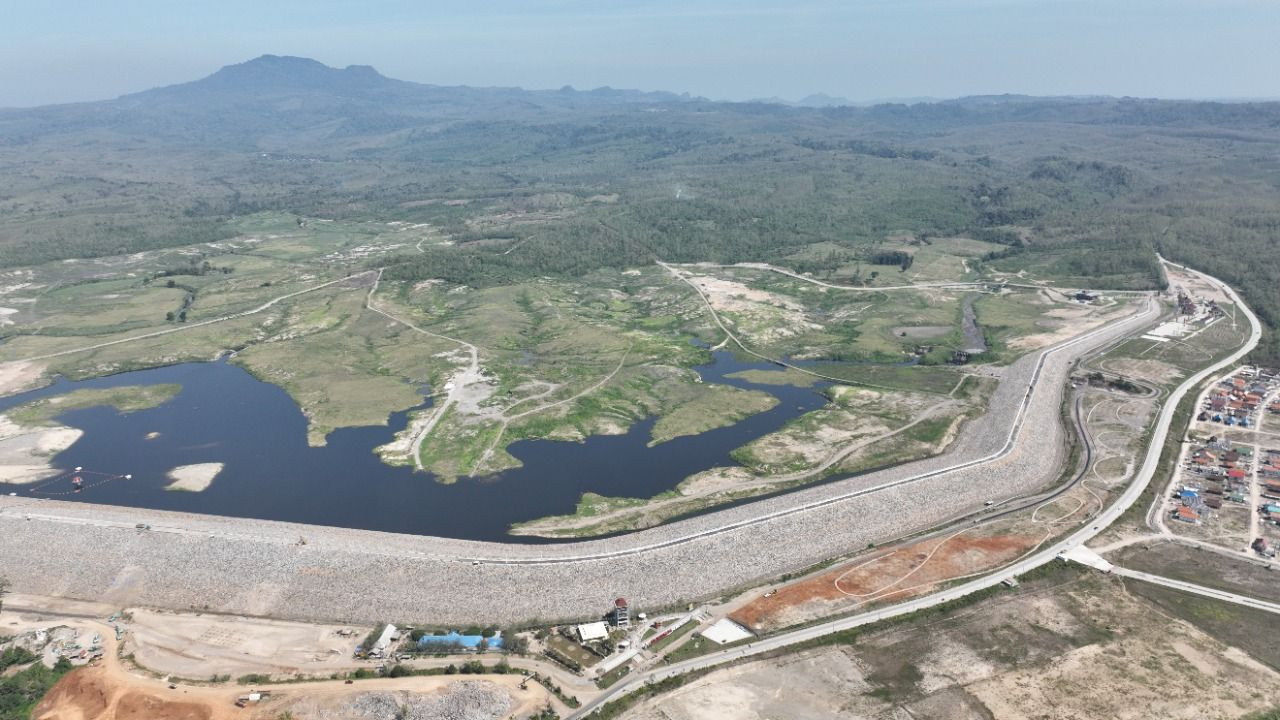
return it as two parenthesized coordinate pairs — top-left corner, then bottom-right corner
(4, 0), (1279, 108)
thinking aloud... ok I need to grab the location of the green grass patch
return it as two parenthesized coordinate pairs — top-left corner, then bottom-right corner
(7, 384), (181, 426)
(650, 384), (777, 445)
(723, 367), (822, 387)
(902, 415), (954, 445)
(803, 362), (963, 395)
(649, 620), (696, 654)
(595, 662), (632, 689)
(545, 635), (601, 669)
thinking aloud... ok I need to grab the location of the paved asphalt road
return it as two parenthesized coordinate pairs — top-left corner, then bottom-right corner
(572, 258), (1263, 718)
(1108, 566), (1280, 615)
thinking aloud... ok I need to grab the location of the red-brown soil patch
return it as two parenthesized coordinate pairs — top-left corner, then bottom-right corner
(33, 669), (110, 720)
(731, 532), (1038, 632)
(32, 666), (220, 720)
(115, 691), (211, 720)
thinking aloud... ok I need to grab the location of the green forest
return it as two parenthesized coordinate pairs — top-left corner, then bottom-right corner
(2, 62), (1280, 360)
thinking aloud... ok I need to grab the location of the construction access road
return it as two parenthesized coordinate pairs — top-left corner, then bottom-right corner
(1106, 566), (1280, 615)
(2, 268), (1173, 627)
(571, 258), (1261, 717)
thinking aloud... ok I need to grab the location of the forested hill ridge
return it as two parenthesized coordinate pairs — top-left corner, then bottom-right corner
(2, 56), (1280, 361)
(0, 55), (702, 147)
(126, 54), (703, 113)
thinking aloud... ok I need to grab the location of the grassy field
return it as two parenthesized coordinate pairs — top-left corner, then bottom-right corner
(1, 206), (1117, 505)
(1101, 308), (1251, 382)
(234, 286), (456, 445)
(1123, 578), (1280, 670)
(649, 620), (697, 653)
(545, 634), (602, 669)
(649, 384), (777, 446)
(683, 265), (975, 363)
(731, 383), (967, 475)
(5, 384), (181, 426)
(1111, 542), (1280, 604)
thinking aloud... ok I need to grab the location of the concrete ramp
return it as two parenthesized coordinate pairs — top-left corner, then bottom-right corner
(1059, 545), (1114, 573)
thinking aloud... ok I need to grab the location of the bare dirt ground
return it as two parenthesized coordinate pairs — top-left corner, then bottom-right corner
(1109, 540), (1280, 604)
(33, 665), (539, 720)
(964, 585), (1279, 719)
(34, 667), (226, 720)
(1008, 291), (1135, 352)
(0, 414), (82, 484)
(1099, 356), (1186, 386)
(730, 530), (1039, 632)
(631, 574), (1280, 720)
(163, 464), (224, 493)
(15, 606), (552, 720)
(683, 272), (822, 344)
(745, 386), (953, 470)
(743, 413), (896, 470)
(263, 680), (531, 720)
(122, 609), (367, 680)
(1166, 263), (1232, 305)
(0, 359), (46, 395)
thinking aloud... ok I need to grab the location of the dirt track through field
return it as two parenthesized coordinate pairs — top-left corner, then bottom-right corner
(730, 532), (1038, 631)
(15, 271), (378, 364)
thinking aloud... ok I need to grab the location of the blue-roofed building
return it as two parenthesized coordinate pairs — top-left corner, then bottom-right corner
(417, 631), (502, 651)
(1179, 489), (1200, 507)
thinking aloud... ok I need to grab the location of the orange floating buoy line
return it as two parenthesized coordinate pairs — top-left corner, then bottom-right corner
(27, 468), (133, 496)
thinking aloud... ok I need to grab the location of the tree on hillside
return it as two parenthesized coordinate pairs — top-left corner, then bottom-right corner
(0, 576), (8, 614)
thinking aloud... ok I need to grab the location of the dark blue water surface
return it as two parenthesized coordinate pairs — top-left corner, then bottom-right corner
(0, 352), (827, 541)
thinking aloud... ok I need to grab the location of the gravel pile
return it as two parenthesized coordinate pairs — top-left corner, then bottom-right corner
(289, 682), (511, 720)
(0, 299), (1158, 625)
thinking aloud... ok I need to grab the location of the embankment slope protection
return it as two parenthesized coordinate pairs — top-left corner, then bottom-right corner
(0, 295), (1160, 624)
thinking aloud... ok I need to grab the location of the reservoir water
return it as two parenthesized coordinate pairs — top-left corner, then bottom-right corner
(0, 352), (828, 541)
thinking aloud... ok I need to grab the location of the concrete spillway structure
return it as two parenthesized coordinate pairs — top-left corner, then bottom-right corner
(0, 296), (1161, 625)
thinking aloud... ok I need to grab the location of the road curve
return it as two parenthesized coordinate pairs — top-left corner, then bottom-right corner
(0, 272), (1162, 626)
(573, 258), (1261, 716)
(363, 268), (480, 471)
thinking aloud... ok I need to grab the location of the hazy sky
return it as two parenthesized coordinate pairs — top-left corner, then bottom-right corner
(3, 0), (1278, 107)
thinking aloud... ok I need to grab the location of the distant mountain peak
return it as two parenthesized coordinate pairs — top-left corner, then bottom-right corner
(175, 55), (400, 96)
(107, 54), (699, 123)
(245, 54), (326, 67)
(796, 92), (853, 108)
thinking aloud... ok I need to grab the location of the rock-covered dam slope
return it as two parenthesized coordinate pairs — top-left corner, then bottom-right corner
(0, 297), (1159, 625)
